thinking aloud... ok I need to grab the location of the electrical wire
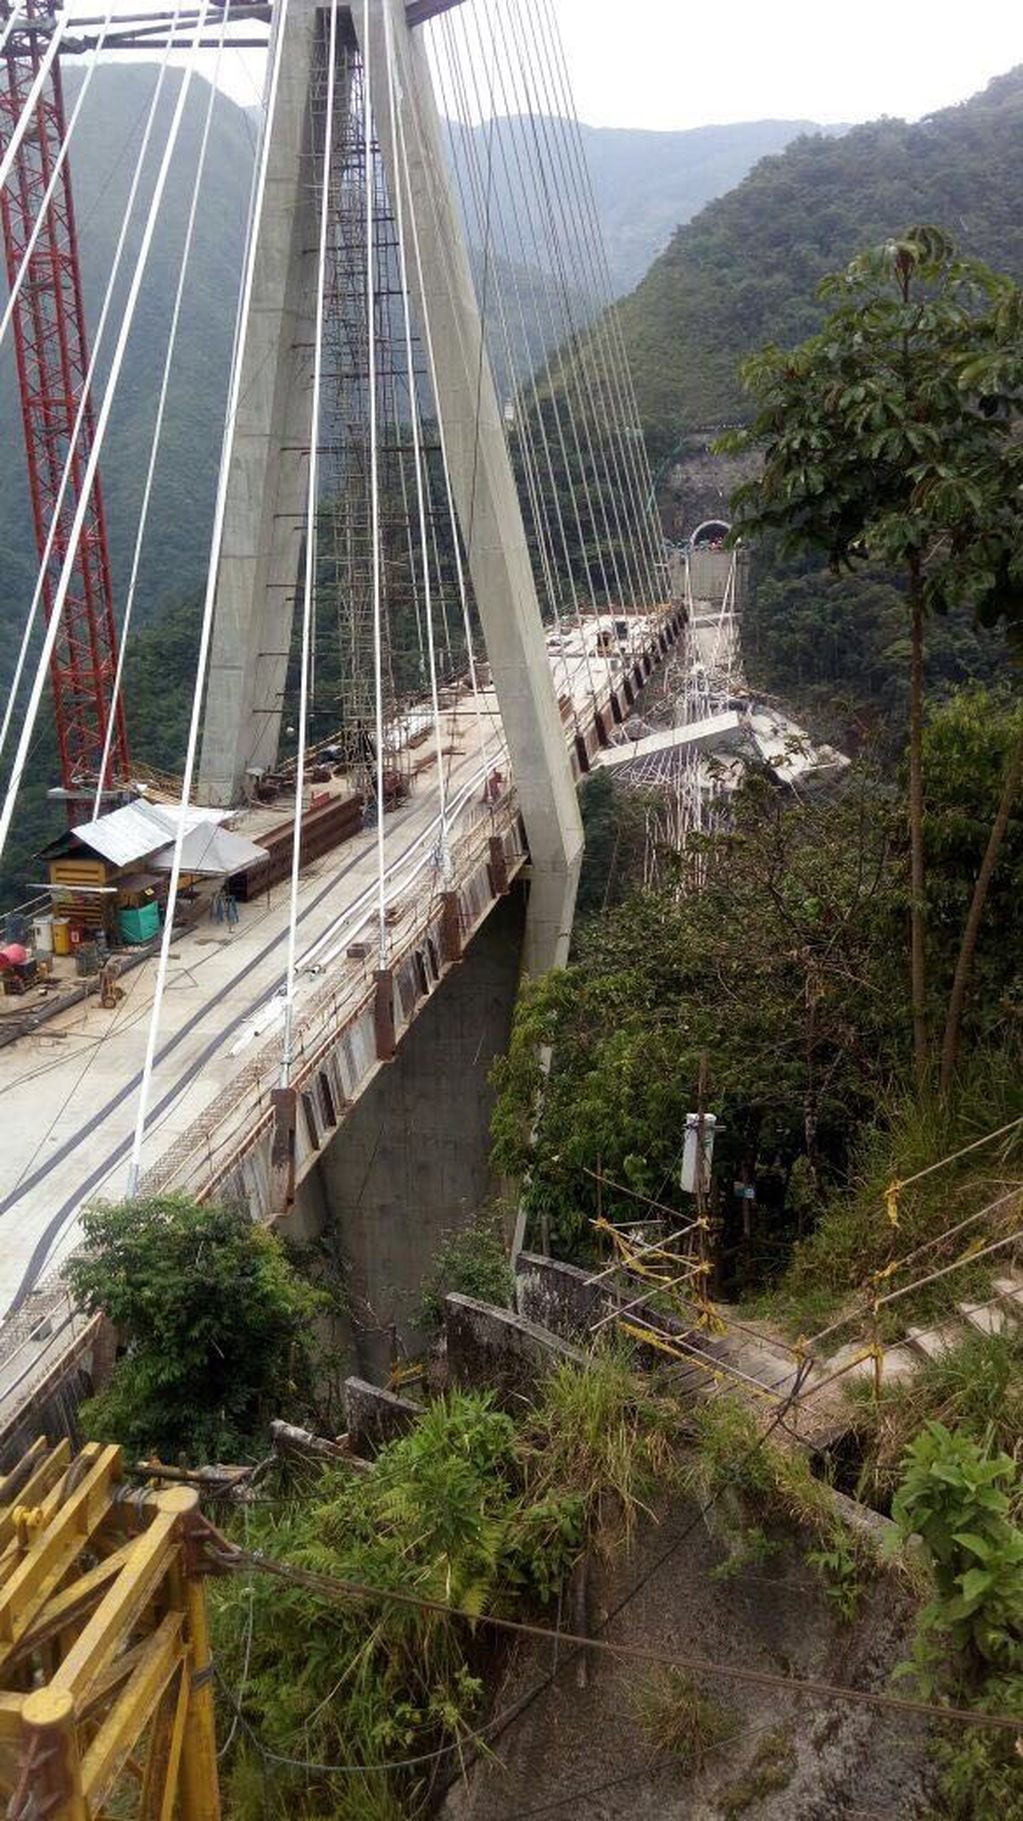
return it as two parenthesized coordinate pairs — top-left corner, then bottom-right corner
(218, 1538), (1023, 1734)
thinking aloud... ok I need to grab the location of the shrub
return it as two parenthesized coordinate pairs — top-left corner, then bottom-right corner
(890, 1421), (1023, 1693)
(891, 1423), (1023, 1820)
(69, 1195), (321, 1460)
(418, 1214), (515, 1332)
(632, 1667), (733, 1769)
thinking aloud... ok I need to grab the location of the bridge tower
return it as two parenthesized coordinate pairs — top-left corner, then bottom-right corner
(198, 0), (583, 975)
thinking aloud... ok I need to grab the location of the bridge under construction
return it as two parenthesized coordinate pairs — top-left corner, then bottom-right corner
(0, 0), (690, 1447)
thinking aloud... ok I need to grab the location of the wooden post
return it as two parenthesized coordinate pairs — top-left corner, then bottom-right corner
(269, 1087), (297, 1212)
(20, 1688), (87, 1821)
(488, 834), (509, 896)
(574, 732), (591, 774)
(373, 969), (396, 1061)
(440, 891), (462, 965)
(176, 1495), (220, 1821)
(609, 690), (624, 725)
(593, 709), (610, 749)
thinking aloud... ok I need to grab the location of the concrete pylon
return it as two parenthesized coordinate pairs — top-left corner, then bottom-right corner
(356, 0), (582, 973)
(197, 0), (324, 807)
(200, 0), (583, 973)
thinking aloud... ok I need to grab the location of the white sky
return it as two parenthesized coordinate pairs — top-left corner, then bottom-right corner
(552, 0), (1020, 131)
(67, 0), (1021, 129)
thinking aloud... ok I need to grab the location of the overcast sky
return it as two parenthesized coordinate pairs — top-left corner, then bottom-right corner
(68, 0), (1020, 128)
(553, 0), (1019, 131)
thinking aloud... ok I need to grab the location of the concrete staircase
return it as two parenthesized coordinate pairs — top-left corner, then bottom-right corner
(514, 1253), (1023, 1448)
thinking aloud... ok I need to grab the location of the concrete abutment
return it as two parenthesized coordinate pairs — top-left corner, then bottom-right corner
(286, 886), (527, 1380)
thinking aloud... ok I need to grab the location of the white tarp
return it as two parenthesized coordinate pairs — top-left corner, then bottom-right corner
(150, 824), (268, 878)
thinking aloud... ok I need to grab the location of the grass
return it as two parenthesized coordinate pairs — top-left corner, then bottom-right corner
(686, 1399), (878, 1612)
(632, 1667), (733, 1770)
(740, 1053), (1023, 1348)
(214, 1356), (693, 1815)
(719, 1726), (797, 1818)
(847, 1325), (1023, 1507)
(523, 1347), (688, 1551)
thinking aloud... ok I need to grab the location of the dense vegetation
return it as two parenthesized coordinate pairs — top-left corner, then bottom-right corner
(69, 1195), (322, 1460)
(614, 69), (1023, 455)
(494, 678), (1023, 1328)
(213, 1358), (691, 1818)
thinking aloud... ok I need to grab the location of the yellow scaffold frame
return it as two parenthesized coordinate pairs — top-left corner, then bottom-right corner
(0, 1435), (221, 1819)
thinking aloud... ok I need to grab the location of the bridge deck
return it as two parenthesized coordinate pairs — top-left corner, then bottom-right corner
(0, 618), (670, 1397)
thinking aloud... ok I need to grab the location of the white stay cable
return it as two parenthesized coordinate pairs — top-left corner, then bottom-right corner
(0, 14), (186, 771)
(280, 0), (337, 1087)
(91, 3), (233, 819)
(0, 1), (116, 355)
(391, 38), (490, 785)
(126, 0), (292, 1195)
(0, 0), (201, 853)
(384, 0), (449, 877)
(364, 0), (387, 972)
(0, 11), (68, 197)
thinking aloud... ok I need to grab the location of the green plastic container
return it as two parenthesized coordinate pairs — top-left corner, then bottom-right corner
(118, 901), (160, 944)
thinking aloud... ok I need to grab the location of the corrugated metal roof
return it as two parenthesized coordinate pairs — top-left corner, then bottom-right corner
(72, 801), (227, 868)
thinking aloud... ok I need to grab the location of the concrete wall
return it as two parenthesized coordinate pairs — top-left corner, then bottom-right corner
(292, 885), (527, 1379)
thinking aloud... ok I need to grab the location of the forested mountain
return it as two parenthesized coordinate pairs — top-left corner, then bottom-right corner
(617, 69), (1023, 455)
(0, 64), (824, 671)
(451, 116), (841, 293)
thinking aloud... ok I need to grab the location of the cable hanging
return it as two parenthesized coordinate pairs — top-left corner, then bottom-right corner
(92, 0), (235, 817)
(0, 18), (187, 775)
(0, 0), (117, 357)
(0, 0), (206, 860)
(126, 0), (293, 1193)
(280, 0), (339, 1087)
(383, 0), (450, 884)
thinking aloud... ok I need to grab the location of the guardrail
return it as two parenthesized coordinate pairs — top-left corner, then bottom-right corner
(136, 787), (523, 1204)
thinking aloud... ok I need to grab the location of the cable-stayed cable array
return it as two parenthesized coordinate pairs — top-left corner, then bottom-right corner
(0, 0), (673, 1195)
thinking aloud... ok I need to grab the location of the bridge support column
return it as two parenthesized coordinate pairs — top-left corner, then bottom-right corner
(358, 0), (583, 976)
(303, 889), (526, 1379)
(197, 0), (328, 805)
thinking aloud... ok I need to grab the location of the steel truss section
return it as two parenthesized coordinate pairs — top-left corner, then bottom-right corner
(0, 1436), (220, 1820)
(0, 0), (130, 801)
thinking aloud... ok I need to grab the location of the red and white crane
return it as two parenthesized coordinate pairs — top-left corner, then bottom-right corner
(0, 0), (130, 807)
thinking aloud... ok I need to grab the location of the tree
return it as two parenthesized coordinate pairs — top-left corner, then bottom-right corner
(721, 227), (1023, 1087)
(492, 772), (905, 1269)
(922, 690), (1023, 1090)
(68, 1195), (322, 1460)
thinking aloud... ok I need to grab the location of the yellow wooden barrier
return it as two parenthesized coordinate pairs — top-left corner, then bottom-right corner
(0, 1437), (220, 1819)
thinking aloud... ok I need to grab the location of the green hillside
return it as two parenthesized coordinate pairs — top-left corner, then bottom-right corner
(617, 69), (1023, 455)
(452, 115), (842, 294)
